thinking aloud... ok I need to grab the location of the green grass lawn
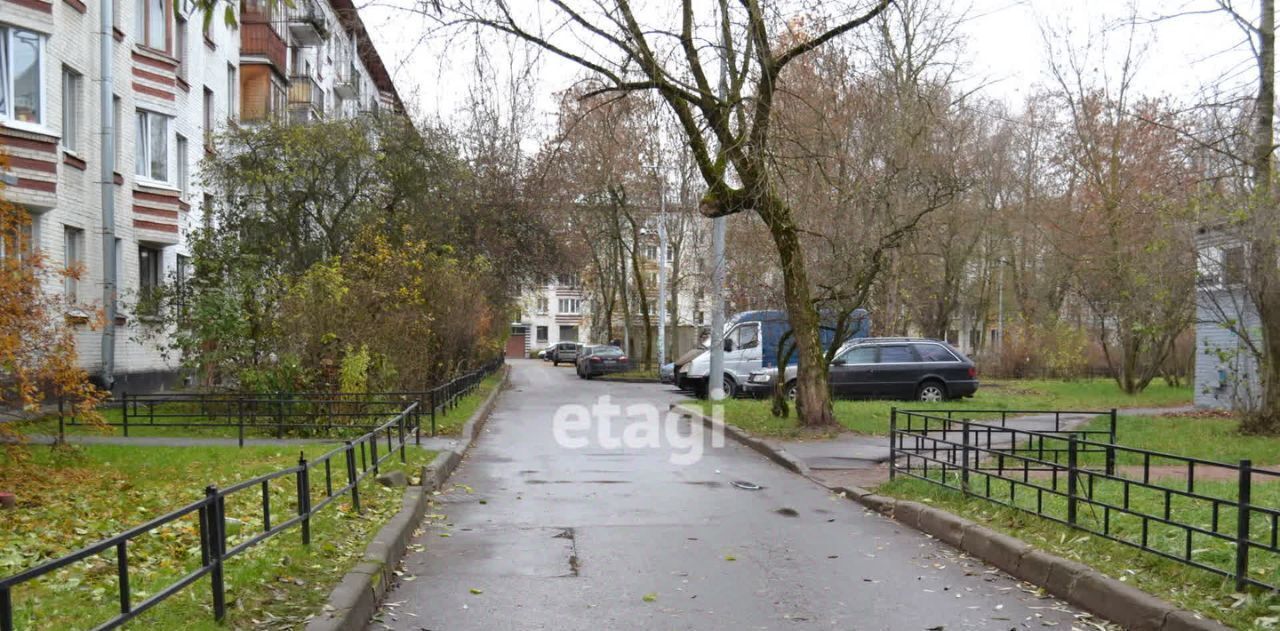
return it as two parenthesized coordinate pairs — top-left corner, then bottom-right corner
(597, 368), (661, 382)
(687, 378), (1193, 437)
(14, 374), (505, 441)
(429, 372), (505, 435)
(1080, 413), (1280, 465)
(0, 442), (435, 630)
(878, 475), (1280, 630)
(876, 409), (1280, 629)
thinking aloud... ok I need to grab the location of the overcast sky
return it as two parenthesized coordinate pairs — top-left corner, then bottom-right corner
(356, 0), (1257, 134)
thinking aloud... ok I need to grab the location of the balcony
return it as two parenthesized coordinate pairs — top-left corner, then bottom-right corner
(287, 0), (330, 47)
(334, 63), (361, 100)
(241, 20), (287, 74)
(241, 69), (287, 124)
(288, 75), (325, 123)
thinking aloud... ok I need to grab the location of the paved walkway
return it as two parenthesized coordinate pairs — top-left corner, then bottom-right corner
(372, 360), (1095, 630)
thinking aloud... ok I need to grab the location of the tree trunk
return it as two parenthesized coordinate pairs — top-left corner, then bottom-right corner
(1245, 0), (1280, 433)
(759, 199), (834, 427)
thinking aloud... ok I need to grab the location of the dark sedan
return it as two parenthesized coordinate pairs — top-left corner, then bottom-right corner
(576, 345), (630, 379)
(742, 338), (979, 401)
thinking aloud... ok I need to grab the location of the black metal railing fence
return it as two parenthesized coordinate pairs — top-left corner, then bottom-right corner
(890, 409), (1280, 592)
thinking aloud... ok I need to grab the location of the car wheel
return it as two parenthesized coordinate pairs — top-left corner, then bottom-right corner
(917, 381), (947, 402)
(721, 376), (737, 399)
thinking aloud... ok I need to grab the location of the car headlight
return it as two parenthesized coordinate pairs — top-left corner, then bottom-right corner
(748, 373), (772, 384)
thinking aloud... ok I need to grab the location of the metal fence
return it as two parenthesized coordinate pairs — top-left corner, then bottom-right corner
(890, 409), (1280, 592)
(56, 359), (503, 445)
(1, 402), (420, 631)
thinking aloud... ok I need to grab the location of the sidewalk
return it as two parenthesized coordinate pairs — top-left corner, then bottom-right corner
(776, 405), (1196, 488)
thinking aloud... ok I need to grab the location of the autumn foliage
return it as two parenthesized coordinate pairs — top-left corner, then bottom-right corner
(0, 152), (105, 443)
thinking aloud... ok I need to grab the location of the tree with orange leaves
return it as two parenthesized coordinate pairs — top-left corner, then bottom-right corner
(0, 152), (105, 444)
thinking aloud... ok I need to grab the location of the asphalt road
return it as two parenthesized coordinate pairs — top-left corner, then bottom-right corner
(372, 359), (1091, 630)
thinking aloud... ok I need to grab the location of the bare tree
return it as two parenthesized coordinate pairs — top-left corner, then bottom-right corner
(423, 0), (893, 425)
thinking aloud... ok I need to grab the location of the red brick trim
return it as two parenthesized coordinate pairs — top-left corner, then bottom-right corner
(113, 27), (125, 42)
(62, 0), (86, 13)
(9, 155), (57, 174)
(133, 189), (180, 204)
(62, 152), (87, 170)
(133, 66), (177, 86)
(133, 204), (179, 219)
(131, 50), (179, 72)
(133, 82), (176, 101)
(3, 0), (52, 13)
(113, 172), (125, 185)
(0, 133), (58, 154)
(133, 219), (179, 233)
(15, 178), (56, 193)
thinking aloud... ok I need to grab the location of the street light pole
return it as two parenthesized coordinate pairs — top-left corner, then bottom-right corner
(657, 178), (668, 368)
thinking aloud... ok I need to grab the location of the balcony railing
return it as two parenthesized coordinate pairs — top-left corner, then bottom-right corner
(241, 21), (287, 73)
(288, 75), (325, 121)
(287, 0), (330, 46)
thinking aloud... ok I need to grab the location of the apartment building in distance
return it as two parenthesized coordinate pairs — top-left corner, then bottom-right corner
(0, 0), (403, 391)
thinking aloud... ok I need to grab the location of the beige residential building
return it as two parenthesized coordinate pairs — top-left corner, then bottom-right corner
(0, 0), (403, 391)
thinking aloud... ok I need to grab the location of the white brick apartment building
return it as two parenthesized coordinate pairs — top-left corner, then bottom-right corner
(1, 0), (402, 392)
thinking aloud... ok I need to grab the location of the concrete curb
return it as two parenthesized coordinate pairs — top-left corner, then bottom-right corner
(306, 365), (511, 631)
(670, 403), (811, 476)
(597, 376), (662, 384)
(671, 404), (1231, 631)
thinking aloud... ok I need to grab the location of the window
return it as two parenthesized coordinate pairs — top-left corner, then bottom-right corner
(556, 273), (579, 287)
(1199, 244), (1248, 289)
(536, 326), (548, 343)
(202, 193), (214, 228)
(175, 253), (190, 319)
(558, 298), (581, 314)
(736, 324), (759, 350)
(176, 134), (189, 197)
(913, 343), (958, 363)
(134, 0), (170, 51)
(226, 64), (236, 119)
(1223, 245), (1247, 287)
(878, 345), (917, 364)
(61, 67), (82, 151)
(1, 26), (46, 125)
(202, 87), (214, 145)
(536, 297), (549, 314)
(837, 346), (878, 364)
(138, 245), (162, 310)
(63, 226), (84, 303)
(174, 13), (188, 80)
(1, 210), (34, 261)
(643, 244), (658, 260)
(134, 110), (169, 182)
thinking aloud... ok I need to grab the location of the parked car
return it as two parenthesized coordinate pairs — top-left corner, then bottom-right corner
(670, 344), (707, 390)
(539, 345), (555, 361)
(742, 337), (978, 402)
(577, 345), (630, 378)
(551, 341), (580, 366)
(679, 309), (871, 399)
